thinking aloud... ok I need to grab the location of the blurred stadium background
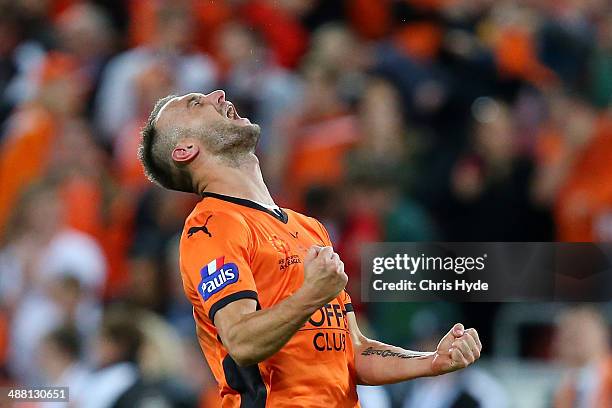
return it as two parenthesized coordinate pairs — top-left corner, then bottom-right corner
(0, 0), (611, 407)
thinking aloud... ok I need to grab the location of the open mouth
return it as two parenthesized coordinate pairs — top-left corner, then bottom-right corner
(221, 101), (251, 125)
(224, 103), (239, 120)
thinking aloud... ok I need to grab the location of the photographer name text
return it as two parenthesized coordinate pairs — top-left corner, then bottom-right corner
(372, 279), (488, 292)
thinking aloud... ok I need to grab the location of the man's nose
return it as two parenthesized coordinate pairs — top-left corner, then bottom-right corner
(204, 90), (225, 106)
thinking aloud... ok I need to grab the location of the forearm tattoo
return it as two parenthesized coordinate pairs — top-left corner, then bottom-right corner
(361, 347), (430, 359)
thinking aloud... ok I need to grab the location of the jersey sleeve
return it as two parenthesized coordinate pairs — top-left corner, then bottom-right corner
(180, 211), (258, 324)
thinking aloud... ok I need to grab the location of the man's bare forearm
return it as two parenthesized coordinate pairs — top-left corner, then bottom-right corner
(219, 290), (320, 366)
(354, 338), (435, 385)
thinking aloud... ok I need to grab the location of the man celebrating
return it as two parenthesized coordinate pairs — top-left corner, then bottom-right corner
(138, 90), (482, 407)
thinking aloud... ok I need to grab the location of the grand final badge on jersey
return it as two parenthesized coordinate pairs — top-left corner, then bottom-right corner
(198, 256), (239, 301)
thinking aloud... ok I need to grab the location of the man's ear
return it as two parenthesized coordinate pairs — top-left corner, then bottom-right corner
(172, 141), (200, 165)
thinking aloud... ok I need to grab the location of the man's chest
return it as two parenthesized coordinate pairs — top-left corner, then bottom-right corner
(246, 217), (327, 306)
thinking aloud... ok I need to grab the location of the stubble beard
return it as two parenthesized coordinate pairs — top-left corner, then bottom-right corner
(199, 122), (261, 166)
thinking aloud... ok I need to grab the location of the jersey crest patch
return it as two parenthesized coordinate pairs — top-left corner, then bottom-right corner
(198, 256), (239, 301)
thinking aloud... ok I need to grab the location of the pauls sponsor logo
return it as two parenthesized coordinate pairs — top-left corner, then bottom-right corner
(198, 256), (239, 301)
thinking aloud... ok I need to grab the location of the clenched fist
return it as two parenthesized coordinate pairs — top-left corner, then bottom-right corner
(431, 323), (482, 375)
(299, 246), (348, 306)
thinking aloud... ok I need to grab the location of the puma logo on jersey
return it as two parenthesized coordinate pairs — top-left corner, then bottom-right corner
(198, 256), (239, 301)
(188, 214), (213, 238)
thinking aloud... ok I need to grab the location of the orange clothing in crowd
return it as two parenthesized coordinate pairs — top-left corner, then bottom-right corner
(128, 0), (233, 55)
(556, 117), (612, 241)
(554, 356), (612, 408)
(114, 120), (152, 192)
(0, 105), (57, 233)
(394, 22), (443, 62)
(537, 116), (612, 241)
(0, 52), (80, 234)
(180, 193), (359, 407)
(0, 109), (133, 297)
(493, 26), (557, 87)
(0, 125), (133, 296)
(284, 114), (360, 210)
(599, 357), (612, 406)
(60, 176), (134, 297)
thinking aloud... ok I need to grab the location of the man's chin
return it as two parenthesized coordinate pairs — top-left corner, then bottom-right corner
(235, 117), (253, 126)
(247, 122), (260, 133)
(240, 122), (261, 137)
(236, 122), (261, 147)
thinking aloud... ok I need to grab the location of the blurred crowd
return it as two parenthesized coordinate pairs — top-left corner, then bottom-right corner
(0, 0), (611, 407)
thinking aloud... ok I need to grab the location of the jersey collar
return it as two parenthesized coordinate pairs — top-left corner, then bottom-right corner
(201, 192), (289, 224)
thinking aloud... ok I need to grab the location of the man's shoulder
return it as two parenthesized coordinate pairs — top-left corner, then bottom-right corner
(181, 200), (250, 244)
(185, 199), (247, 226)
(284, 208), (323, 228)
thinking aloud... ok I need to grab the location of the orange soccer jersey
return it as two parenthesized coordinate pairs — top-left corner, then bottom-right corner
(179, 192), (360, 407)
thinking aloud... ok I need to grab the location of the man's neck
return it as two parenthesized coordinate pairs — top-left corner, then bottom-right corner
(196, 153), (275, 206)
